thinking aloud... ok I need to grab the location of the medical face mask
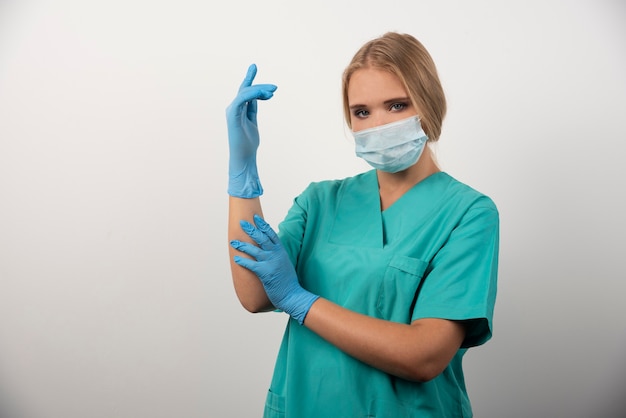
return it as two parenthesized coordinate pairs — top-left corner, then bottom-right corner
(353, 116), (429, 173)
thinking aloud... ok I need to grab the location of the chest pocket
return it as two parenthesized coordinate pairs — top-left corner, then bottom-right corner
(377, 255), (428, 323)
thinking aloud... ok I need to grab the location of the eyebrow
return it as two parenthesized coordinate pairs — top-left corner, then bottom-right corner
(349, 97), (411, 110)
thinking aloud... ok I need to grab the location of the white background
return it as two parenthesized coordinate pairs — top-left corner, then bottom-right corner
(1, 1), (625, 417)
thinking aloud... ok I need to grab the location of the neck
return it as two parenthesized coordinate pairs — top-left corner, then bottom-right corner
(377, 146), (440, 210)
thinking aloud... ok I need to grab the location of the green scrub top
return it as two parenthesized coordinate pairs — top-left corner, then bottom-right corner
(265, 170), (499, 418)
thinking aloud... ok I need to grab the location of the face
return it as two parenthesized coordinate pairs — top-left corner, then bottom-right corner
(347, 67), (419, 132)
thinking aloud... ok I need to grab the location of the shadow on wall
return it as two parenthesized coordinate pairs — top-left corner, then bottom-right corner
(0, 390), (24, 418)
(597, 372), (626, 418)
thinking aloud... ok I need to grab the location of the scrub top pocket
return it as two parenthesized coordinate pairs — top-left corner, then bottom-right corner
(377, 255), (427, 323)
(263, 390), (285, 418)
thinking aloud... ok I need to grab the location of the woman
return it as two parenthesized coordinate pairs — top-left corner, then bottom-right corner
(226, 32), (499, 418)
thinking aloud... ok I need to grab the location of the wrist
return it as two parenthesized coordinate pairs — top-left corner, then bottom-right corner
(283, 290), (320, 325)
(228, 159), (263, 198)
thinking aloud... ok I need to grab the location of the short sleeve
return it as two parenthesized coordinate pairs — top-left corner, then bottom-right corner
(276, 188), (310, 268)
(411, 198), (499, 348)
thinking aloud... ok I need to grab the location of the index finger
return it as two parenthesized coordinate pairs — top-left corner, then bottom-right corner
(226, 84), (277, 119)
(253, 214), (281, 245)
(240, 219), (271, 249)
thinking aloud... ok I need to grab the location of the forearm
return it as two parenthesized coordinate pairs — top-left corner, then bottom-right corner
(228, 196), (273, 312)
(303, 298), (465, 382)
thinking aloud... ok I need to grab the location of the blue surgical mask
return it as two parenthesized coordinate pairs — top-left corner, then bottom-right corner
(353, 116), (429, 173)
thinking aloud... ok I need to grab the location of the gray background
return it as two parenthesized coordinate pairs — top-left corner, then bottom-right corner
(1, 0), (625, 417)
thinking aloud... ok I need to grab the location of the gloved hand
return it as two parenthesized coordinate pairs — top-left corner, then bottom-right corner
(230, 214), (320, 325)
(225, 64), (277, 198)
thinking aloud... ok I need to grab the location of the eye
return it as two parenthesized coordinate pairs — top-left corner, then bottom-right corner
(353, 108), (369, 119)
(389, 102), (408, 112)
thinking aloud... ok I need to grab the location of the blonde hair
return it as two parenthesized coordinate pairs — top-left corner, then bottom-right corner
(342, 32), (447, 141)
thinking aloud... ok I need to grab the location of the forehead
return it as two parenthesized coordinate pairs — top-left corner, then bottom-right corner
(347, 67), (407, 105)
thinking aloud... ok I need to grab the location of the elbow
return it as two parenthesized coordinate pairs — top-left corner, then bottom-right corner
(241, 301), (264, 314)
(239, 297), (273, 314)
(409, 369), (440, 383)
(232, 285), (273, 313)
(401, 361), (446, 383)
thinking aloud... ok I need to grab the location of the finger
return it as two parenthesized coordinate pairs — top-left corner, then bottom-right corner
(239, 63), (257, 90)
(229, 84), (277, 111)
(238, 84), (277, 103)
(253, 214), (281, 245)
(245, 85), (276, 121)
(240, 219), (272, 248)
(247, 97), (257, 123)
(232, 255), (259, 274)
(230, 239), (264, 260)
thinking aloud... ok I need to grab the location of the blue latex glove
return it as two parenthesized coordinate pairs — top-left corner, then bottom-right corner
(226, 64), (277, 198)
(230, 214), (320, 325)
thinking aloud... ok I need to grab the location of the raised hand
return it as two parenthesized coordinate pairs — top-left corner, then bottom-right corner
(225, 64), (277, 198)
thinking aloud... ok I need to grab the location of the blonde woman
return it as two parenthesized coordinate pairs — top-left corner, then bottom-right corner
(226, 32), (499, 418)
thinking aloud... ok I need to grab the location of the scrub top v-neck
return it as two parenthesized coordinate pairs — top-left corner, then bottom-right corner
(265, 170), (499, 418)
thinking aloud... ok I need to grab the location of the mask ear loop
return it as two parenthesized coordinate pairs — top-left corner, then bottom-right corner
(414, 114), (442, 170)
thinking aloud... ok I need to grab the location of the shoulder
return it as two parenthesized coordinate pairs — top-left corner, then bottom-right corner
(298, 170), (374, 201)
(440, 172), (498, 215)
